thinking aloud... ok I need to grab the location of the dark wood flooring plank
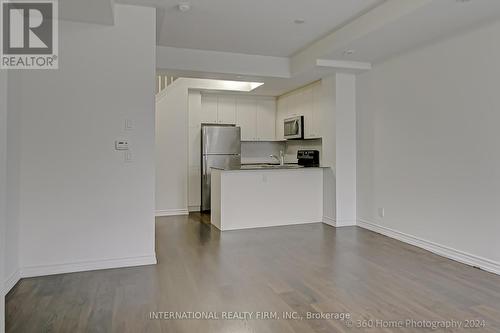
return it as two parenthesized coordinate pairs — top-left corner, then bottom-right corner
(6, 214), (500, 332)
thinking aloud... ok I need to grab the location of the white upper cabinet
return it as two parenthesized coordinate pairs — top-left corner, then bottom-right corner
(302, 87), (315, 139)
(201, 94), (218, 124)
(236, 98), (257, 141)
(288, 92), (300, 117)
(275, 97), (287, 140)
(199, 94), (278, 141)
(256, 99), (276, 141)
(217, 96), (237, 124)
(277, 81), (323, 139)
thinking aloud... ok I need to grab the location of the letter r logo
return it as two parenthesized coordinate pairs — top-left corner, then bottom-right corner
(2, 2), (53, 54)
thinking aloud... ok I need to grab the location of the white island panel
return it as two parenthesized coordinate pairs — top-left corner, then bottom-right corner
(211, 168), (323, 230)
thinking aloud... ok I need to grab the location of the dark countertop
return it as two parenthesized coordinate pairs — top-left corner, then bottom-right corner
(211, 163), (330, 171)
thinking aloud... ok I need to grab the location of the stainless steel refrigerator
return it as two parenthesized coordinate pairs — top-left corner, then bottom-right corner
(201, 125), (241, 212)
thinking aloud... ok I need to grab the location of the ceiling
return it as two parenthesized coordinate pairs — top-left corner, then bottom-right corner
(324, 0), (500, 64)
(60, 0), (114, 25)
(110, 0), (500, 96)
(116, 0), (384, 57)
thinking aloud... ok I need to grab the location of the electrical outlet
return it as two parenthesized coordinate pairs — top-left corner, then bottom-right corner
(378, 207), (385, 218)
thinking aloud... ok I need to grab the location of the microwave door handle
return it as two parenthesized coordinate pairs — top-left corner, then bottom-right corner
(285, 121), (291, 136)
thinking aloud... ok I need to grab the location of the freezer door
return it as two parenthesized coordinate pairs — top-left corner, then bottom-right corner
(202, 126), (241, 155)
(201, 154), (241, 212)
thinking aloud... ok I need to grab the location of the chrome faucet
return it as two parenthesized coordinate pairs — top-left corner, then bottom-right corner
(270, 150), (285, 165)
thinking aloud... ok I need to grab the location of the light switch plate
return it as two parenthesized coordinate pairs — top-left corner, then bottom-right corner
(125, 119), (133, 130)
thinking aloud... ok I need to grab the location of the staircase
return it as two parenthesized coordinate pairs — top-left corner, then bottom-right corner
(156, 75), (177, 94)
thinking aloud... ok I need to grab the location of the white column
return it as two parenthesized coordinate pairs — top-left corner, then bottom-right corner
(320, 76), (337, 226)
(335, 73), (357, 226)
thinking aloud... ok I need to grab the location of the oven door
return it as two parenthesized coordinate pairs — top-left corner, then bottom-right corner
(284, 116), (303, 139)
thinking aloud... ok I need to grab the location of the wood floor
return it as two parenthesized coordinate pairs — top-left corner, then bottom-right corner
(6, 214), (500, 332)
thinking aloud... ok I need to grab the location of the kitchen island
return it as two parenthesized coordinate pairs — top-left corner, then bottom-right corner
(211, 165), (327, 231)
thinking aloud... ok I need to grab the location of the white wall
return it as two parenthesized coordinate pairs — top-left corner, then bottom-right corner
(156, 82), (190, 216)
(357, 19), (500, 274)
(0, 70), (7, 333)
(1, 69), (18, 333)
(7, 5), (157, 277)
(4, 69), (20, 295)
(335, 73), (357, 226)
(241, 141), (286, 164)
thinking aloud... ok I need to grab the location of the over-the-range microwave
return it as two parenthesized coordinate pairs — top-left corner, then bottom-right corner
(283, 116), (304, 140)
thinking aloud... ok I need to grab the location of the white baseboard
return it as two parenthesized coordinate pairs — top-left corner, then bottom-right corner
(358, 218), (500, 276)
(155, 209), (188, 217)
(20, 254), (157, 279)
(335, 219), (357, 227)
(188, 206), (200, 212)
(3, 269), (21, 296)
(322, 216), (336, 227)
(217, 219), (321, 231)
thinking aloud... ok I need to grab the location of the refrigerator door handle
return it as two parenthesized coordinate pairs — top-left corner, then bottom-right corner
(204, 155), (208, 175)
(201, 155), (207, 212)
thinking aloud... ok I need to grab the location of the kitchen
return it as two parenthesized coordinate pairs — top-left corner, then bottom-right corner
(156, 78), (339, 229)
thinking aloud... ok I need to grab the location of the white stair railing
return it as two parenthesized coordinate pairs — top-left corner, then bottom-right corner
(156, 75), (177, 94)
